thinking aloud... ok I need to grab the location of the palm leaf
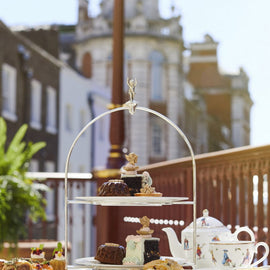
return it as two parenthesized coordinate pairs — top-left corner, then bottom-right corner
(6, 124), (28, 157)
(0, 117), (7, 157)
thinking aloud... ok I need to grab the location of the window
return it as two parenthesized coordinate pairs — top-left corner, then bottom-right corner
(65, 104), (73, 131)
(79, 165), (85, 173)
(151, 121), (164, 156)
(149, 51), (164, 101)
(81, 52), (92, 78)
(30, 79), (42, 130)
(46, 86), (57, 133)
(29, 159), (39, 172)
(79, 109), (87, 133)
(45, 161), (55, 172)
(1, 63), (17, 121)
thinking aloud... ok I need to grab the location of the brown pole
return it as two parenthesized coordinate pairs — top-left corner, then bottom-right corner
(95, 0), (126, 247)
(106, 0), (126, 169)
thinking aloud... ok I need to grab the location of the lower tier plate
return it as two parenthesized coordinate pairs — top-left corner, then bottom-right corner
(72, 196), (189, 206)
(74, 256), (187, 269)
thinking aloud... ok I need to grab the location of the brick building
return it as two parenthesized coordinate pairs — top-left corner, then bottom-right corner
(187, 34), (252, 151)
(0, 21), (60, 171)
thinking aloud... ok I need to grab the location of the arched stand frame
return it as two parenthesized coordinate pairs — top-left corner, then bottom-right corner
(64, 106), (197, 268)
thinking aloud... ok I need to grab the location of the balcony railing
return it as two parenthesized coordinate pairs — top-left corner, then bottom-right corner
(3, 145), (269, 265)
(96, 144), (270, 265)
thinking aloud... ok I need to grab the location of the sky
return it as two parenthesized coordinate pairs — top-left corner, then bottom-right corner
(0, 0), (270, 147)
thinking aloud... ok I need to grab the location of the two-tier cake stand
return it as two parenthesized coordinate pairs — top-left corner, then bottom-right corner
(64, 79), (197, 269)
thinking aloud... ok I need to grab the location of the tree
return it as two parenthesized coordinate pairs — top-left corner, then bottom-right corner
(0, 117), (48, 249)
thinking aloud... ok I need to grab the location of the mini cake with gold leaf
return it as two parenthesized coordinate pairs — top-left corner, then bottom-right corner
(123, 216), (160, 265)
(121, 153), (153, 196)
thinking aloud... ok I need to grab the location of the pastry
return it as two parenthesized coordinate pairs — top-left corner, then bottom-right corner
(0, 260), (6, 270)
(123, 216), (160, 265)
(32, 262), (53, 270)
(31, 244), (45, 263)
(50, 242), (65, 270)
(143, 258), (184, 270)
(95, 243), (125, 265)
(135, 184), (162, 197)
(98, 180), (130, 196)
(2, 260), (33, 270)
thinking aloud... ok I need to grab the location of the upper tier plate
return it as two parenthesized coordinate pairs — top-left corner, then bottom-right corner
(70, 196), (189, 206)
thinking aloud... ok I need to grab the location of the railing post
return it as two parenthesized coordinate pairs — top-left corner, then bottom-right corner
(248, 164), (254, 228)
(238, 164), (246, 227)
(230, 166), (237, 231)
(222, 166), (229, 225)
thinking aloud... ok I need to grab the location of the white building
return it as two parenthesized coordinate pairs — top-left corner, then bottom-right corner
(69, 0), (252, 163)
(58, 65), (110, 173)
(73, 0), (188, 165)
(58, 64), (110, 261)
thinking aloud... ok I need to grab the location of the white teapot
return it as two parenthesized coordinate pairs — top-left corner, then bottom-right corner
(162, 209), (255, 268)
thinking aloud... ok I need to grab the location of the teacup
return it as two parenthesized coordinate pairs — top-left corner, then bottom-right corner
(209, 240), (269, 269)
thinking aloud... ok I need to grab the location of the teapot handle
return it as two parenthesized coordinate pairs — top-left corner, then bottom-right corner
(232, 226), (255, 242)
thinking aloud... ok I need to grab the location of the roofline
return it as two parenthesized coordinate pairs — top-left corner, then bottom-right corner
(0, 20), (67, 68)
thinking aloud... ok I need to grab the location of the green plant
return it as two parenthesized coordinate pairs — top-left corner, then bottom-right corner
(0, 117), (48, 249)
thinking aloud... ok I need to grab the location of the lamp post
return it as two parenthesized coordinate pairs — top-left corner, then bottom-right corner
(95, 0), (126, 246)
(106, 0), (126, 170)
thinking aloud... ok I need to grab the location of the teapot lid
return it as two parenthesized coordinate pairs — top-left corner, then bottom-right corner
(185, 209), (228, 230)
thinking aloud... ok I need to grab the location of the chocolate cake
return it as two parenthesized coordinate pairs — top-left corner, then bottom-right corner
(121, 175), (143, 195)
(97, 180), (130, 196)
(95, 243), (125, 265)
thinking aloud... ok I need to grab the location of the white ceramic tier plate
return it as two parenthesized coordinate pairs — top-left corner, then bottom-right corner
(72, 196), (189, 206)
(74, 256), (187, 269)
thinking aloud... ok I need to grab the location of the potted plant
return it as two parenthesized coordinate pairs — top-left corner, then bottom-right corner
(0, 117), (48, 251)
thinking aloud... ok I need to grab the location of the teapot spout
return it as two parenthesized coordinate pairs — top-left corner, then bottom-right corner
(162, 227), (184, 258)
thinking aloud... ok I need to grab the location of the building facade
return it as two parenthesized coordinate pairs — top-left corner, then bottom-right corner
(0, 21), (60, 172)
(68, 0), (253, 166)
(187, 34), (253, 151)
